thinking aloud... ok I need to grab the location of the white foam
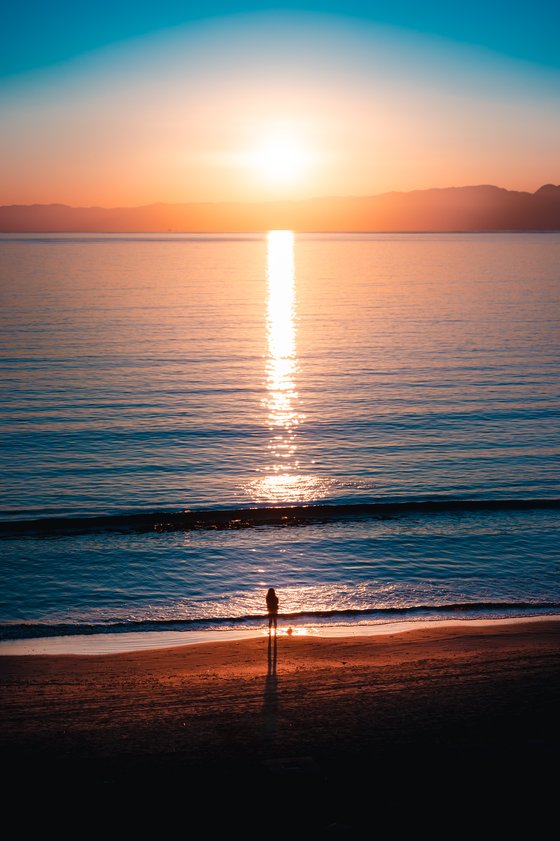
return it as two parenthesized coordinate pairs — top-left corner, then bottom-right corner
(0, 614), (556, 656)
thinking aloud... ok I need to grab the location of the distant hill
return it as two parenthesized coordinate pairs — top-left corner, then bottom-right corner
(1, 184), (560, 232)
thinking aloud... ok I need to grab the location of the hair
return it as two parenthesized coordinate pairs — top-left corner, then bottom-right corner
(267, 588), (276, 596)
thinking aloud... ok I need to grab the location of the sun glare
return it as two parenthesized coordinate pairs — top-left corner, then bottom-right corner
(250, 135), (311, 184)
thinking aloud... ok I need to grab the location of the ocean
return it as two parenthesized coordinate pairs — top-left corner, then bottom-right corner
(1, 231), (559, 643)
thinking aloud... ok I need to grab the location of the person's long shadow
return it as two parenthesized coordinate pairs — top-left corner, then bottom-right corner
(262, 629), (279, 739)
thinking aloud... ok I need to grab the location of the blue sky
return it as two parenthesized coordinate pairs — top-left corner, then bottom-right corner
(1, 3), (558, 204)
(3, 1), (560, 77)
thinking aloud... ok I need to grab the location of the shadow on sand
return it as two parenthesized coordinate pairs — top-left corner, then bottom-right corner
(262, 629), (278, 739)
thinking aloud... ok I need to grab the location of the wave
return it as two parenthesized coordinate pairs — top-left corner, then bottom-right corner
(2, 601), (559, 641)
(1, 497), (559, 537)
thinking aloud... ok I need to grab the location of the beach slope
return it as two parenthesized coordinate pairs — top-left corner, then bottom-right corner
(1, 621), (558, 831)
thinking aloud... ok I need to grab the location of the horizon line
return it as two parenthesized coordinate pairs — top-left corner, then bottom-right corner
(2, 182), (560, 211)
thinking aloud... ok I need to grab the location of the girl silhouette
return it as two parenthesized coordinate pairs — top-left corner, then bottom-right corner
(266, 588), (279, 634)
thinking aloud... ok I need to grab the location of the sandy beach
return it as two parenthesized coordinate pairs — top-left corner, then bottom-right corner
(1, 619), (558, 832)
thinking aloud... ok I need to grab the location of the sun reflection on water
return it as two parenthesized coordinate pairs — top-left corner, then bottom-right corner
(265, 230), (299, 433)
(249, 231), (310, 502)
(261, 626), (313, 637)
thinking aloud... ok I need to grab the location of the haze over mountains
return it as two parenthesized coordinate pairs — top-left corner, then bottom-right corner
(1, 184), (559, 232)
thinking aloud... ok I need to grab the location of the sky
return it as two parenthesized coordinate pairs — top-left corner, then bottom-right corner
(1, 2), (559, 206)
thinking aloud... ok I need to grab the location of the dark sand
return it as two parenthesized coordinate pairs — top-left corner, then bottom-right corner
(2, 621), (559, 833)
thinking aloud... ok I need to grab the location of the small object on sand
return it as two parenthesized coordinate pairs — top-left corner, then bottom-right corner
(287, 626), (293, 636)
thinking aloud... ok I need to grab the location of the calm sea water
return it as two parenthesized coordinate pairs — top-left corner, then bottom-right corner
(1, 232), (559, 638)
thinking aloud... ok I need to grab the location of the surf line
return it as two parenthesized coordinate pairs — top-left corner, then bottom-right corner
(1, 497), (559, 538)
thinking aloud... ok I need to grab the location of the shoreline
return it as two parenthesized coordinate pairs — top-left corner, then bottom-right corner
(1, 612), (557, 656)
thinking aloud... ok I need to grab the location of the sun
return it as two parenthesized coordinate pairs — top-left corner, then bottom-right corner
(249, 134), (311, 184)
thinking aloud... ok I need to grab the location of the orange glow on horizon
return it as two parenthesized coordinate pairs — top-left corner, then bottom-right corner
(1, 14), (557, 207)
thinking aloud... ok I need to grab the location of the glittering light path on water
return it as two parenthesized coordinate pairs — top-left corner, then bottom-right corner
(252, 231), (302, 501)
(249, 230), (330, 503)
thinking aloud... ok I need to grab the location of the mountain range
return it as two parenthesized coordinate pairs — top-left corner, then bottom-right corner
(1, 184), (559, 232)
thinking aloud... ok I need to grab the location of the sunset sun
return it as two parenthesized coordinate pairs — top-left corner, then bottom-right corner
(249, 134), (311, 184)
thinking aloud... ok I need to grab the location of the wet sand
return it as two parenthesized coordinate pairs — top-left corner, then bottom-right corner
(1, 620), (559, 833)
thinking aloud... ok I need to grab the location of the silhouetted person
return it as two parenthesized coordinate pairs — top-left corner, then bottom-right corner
(266, 587), (279, 634)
